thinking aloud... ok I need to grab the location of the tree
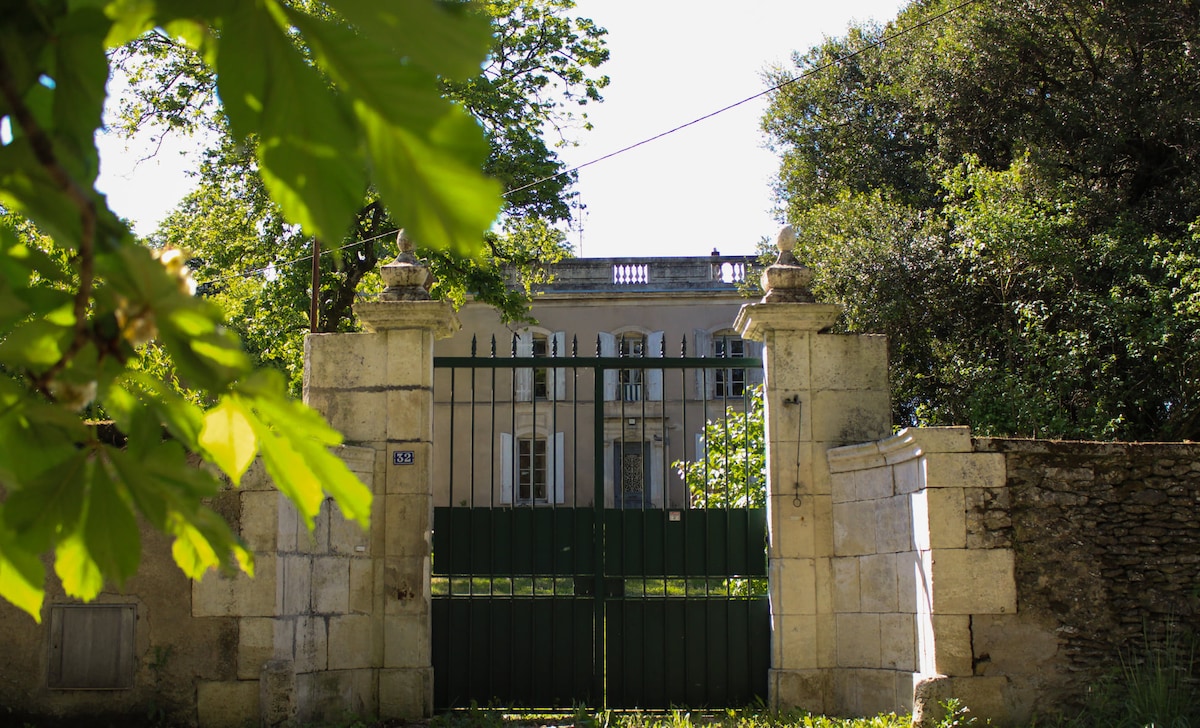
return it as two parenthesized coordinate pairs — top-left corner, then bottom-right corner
(129, 0), (608, 394)
(674, 385), (765, 509)
(0, 0), (506, 619)
(762, 0), (1200, 440)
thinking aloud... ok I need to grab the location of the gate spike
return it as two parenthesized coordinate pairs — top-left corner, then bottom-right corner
(551, 334), (558, 357)
(595, 334), (601, 357)
(510, 332), (518, 358)
(470, 334), (477, 358)
(490, 334), (497, 358)
(571, 335), (578, 357)
(658, 335), (666, 358)
(680, 334), (687, 357)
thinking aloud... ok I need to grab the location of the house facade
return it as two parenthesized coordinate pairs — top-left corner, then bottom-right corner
(431, 254), (763, 513)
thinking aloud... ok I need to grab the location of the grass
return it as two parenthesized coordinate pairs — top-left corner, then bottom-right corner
(429, 707), (913, 728)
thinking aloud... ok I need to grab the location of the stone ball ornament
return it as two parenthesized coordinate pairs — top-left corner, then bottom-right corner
(760, 225), (815, 303)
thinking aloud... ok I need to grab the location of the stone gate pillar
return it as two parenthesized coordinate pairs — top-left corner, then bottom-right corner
(303, 234), (458, 721)
(734, 227), (891, 713)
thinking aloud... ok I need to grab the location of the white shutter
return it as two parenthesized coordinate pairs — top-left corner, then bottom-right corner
(693, 329), (714, 399)
(599, 332), (617, 401)
(646, 331), (664, 401)
(500, 433), (514, 504)
(550, 331), (567, 400)
(745, 340), (764, 387)
(514, 331), (533, 402)
(553, 432), (565, 503)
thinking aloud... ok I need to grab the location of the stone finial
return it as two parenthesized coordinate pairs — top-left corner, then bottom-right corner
(760, 224), (815, 303)
(379, 229), (431, 301)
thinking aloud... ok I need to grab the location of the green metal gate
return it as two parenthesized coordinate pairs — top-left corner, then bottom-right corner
(431, 335), (768, 710)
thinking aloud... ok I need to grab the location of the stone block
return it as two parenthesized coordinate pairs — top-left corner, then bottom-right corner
(328, 497), (372, 555)
(834, 668), (907, 718)
(294, 615), (329, 673)
(971, 613), (1061, 677)
(894, 458), (924, 495)
(386, 387), (433, 443)
(837, 613), (881, 668)
(349, 558), (375, 615)
(913, 675), (1011, 728)
(385, 494), (432, 557)
(924, 452), (1005, 489)
(856, 466), (895, 501)
(278, 498), (299, 553)
(762, 332), (813, 392)
(385, 442), (435, 495)
(308, 389), (389, 443)
(385, 328), (436, 387)
(859, 553), (898, 613)
(280, 555), (312, 616)
(772, 558), (816, 615)
(771, 668), (830, 714)
(896, 550), (921, 613)
(240, 490), (279, 552)
(238, 617), (276, 680)
(765, 394), (807, 444)
(328, 614), (379, 670)
(830, 471), (856, 504)
(383, 557), (430, 615)
(197, 680), (260, 728)
(379, 667), (434, 720)
(296, 501), (331, 554)
(931, 548), (1016, 615)
(810, 389), (892, 446)
(776, 614), (820, 670)
(192, 553), (277, 618)
(811, 334), (889, 392)
(312, 557), (350, 614)
(876, 494), (914, 553)
(240, 457), (274, 491)
(304, 331), (388, 391)
(926, 488), (966, 549)
(768, 493), (821, 558)
(912, 427), (973, 454)
(832, 557), (860, 612)
(384, 614), (430, 669)
(297, 668), (379, 725)
(833, 500), (876, 556)
(930, 614), (972, 676)
(880, 613), (916, 671)
(260, 660), (297, 728)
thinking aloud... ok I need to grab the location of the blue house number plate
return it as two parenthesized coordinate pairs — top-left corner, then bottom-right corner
(392, 450), (415, 465)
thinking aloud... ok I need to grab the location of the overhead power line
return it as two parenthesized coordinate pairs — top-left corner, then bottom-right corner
(197, 0), (978, 287)
(503, 0), (980, 200)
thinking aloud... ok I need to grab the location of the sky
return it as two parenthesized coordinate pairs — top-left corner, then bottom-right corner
(95, 0), (907, 259)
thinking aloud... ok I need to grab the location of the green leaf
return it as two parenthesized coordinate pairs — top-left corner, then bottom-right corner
(251, 391), (371, 528)
(83, 461), (141, 586)
(0, 315), (73, 367)
(199, 397), (258, 485)
(0, 511), (46, 621)
(54, 529), (104, 602)
(3, 451), (89, 552)
(330, 0), (492, 80)
(216, 2), (366, 243)
(358, 102), (500, 258)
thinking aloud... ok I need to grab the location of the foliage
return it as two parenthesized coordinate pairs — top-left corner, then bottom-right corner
(134, 0), (607, 394)
(762, 0), (1200, 440)
(1055, 624), (1199, 728)
(674, 385), (765, 508)
(0, 0), (505, 618)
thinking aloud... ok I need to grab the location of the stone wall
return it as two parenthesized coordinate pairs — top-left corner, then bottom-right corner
(971, 438), (1200, 716)
(823, 431), (1200, 726)
(825, 428), (1015, 721)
